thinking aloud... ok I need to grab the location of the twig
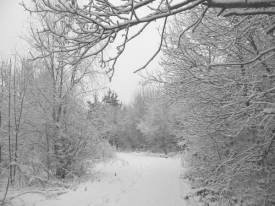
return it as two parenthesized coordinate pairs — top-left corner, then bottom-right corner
(209, 46), (275, 68)
(133, 17), (168, 73)
(178, 6), (208, 48)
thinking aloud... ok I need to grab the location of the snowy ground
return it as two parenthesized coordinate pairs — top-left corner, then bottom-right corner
(9, 152), (195, 206)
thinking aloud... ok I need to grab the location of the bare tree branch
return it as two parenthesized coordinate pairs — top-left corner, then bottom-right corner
(134, 17), (168, 73)
(24, 0), (275, 76)
(209, 46), (275, 68)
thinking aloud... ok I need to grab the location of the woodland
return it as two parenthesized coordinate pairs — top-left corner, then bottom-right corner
(0, 0), (275, 206)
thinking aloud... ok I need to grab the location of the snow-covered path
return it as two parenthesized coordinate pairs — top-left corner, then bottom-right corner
(12, 152), (192, 206)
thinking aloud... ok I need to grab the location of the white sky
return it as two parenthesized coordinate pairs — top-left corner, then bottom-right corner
(0, 0), (162, 104)
(0, 0), (29, 57)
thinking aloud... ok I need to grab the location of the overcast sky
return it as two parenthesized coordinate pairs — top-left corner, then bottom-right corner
(0, 0), (28, 57)
(0, 0), (161, 104)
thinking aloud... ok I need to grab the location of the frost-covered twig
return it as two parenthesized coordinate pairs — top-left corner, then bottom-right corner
(209, 46), (275, 68)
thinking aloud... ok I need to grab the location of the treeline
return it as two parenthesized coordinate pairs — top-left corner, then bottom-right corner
(142, 9), (274, 206)
(0, 58), (116, 188)
(92, 88), (179, 154)
(0, 15), (117, 188)
(0, 57), (178, 190)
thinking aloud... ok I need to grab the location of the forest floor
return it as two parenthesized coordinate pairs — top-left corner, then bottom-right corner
(6, 152), (196, 206)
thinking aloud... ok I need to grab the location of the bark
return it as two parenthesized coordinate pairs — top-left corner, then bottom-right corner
(0, 63), (3, 164)
(8, 60), (12, 184)
(13, 64), (17, 181)
(207, 0), (275, 8)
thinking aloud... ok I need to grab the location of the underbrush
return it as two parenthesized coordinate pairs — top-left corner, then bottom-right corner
(0, 141), (115, 206)
(180, 151), (274, 206)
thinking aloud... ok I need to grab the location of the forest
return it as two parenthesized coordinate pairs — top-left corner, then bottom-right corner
(0, 0), (274, 206)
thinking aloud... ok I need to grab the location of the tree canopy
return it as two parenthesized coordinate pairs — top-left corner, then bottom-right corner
(24, 0), (275, 78)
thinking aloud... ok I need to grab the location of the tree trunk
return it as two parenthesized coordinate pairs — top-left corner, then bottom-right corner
(0, 63), (3, 165)
(8, 60), (12, 184)
(13, 64), (17, 181)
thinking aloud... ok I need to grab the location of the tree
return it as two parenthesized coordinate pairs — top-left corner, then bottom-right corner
(154, 8), (275, 205)
(95, 90), (121, 149)
(24, 0), (275, 78)
(0, 58), (31, 203)
(138, 99), (177, 154)
(121, 87), (178, 153)
(0, 63), (2, 165)
(102, 89), (121, 107)
(3, 10), (109, 180)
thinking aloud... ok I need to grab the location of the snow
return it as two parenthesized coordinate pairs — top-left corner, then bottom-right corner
(10, 152), (195, 206)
